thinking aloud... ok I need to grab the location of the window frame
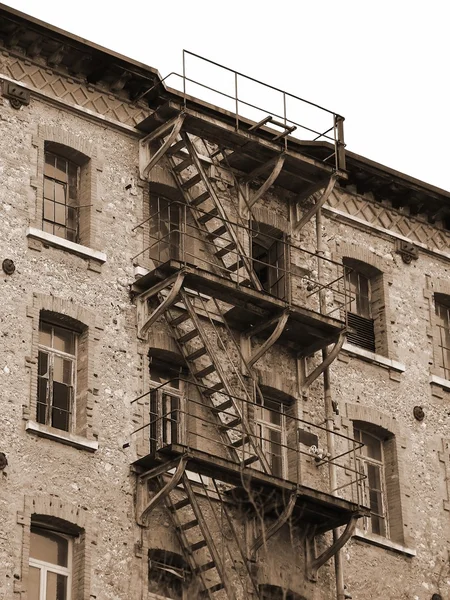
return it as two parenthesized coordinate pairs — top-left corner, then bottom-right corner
(43, 151), (80, 243)
(255, 396), (287, 479)
(251, 221), (288, 300)
(354, 427), (388, 538)
(29, 526), (73, 600)
(434, 294), (450, 380)
(345, 264), (376, 353)
(148, 195), (182, 265)
(37, 320), (78, 433)
(149, 361), (185, 453)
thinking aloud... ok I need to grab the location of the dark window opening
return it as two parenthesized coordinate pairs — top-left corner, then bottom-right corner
(148, 549), (187, 600)
(149, 359), (184, 453)
(251, 222), (287, 299)
(435, 294), (450, 380)
(149, 196), (181, 264)
(345, 266), (376, 352)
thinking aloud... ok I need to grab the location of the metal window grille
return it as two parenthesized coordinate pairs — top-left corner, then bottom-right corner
(43, 152), (79, 242)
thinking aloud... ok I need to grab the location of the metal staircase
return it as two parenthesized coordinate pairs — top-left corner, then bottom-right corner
(165, 286), (270, 473)
(147, 124), (263, 290)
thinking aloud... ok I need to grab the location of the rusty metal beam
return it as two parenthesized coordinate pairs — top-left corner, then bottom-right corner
(138, 270), (186, 338)
(293, 174), (337, 234)
(248, 310), (289, 367)
(140, 113), (185, 179)
(247, 154), (285, 208)
(250, 492), (296, 556)
(301, 331), (345, 394)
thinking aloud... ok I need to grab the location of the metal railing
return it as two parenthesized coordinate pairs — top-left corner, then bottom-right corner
(133, 200), (350, 321)
(130, 377), (365, 507)
(156, 51), (346, 171)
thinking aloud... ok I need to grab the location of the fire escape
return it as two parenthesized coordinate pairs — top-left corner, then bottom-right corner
(130, 56), (367, 600)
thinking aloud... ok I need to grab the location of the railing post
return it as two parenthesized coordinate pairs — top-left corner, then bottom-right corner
(235, 72), (239, 131)
(335, 115), (346, 171)
(182, 50), (186, 107)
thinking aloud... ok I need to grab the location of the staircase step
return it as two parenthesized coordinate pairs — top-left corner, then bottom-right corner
(205, 582), (225, 594)
(182, 173), (202, 189)
(167, 140), (186, 156)
(232, 436), (249, 448)
(189, 539), (208, 552)
(191, 191), (210, 207)
(213, 398), (233, 412)
(243, 455), (260, 466)
(207, 225), (227, 239)
(171, 497), (190, 511)
(195, 364), (216, 379)
(169, 312), (190, 326)
(180, 519), (199, 531)
(198, 209), (219, 224)
(178, 329), (199, 344)
(228, 259), (244, 272)
(195, 560), (216, 574)
(174, 157), (193, 172)
(203, 382), (225, 396)
(221, 416), (242, 430)
(215, 242), (237, 259)
(186, 347), (208, 362)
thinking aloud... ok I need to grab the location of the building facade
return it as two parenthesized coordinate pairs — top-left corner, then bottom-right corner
(1, 5), (450, 600)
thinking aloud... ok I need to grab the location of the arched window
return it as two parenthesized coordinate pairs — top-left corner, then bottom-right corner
(29, 526), (72, 600)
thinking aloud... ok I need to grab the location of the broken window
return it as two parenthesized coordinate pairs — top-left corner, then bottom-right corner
(43, 151), (79, 242)
(434, 294), (450, 380)
(29, 526), (72, 600)
(37, 320), (77, 432)
(148, 549), (187, 600)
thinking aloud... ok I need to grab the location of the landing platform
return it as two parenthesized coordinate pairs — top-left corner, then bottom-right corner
(133, 444), (368, 533)
(131, 261), (346, 352)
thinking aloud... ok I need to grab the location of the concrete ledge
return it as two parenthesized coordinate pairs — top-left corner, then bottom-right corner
(430, 374), (450, 391)
(354, 528), (416, 557)
(27, 227), (107, 263)
(26, 420), (99, 452)
(343, 343), (406, 372)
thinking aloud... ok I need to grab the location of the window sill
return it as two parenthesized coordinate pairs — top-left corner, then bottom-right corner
(26, 228), (107, 263)
(353, 528), (416, 556)
(26, 420), (98, 452)
(429, 374), (450, 391)
(342, 343), (405, 373)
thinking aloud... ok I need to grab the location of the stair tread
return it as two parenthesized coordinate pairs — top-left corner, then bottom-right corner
(190, 539), (208, 552)
(174, 157), (193, 172)
(180, 519), (199, 531)
(215, 242), (237, 259)
(167, 140), (186, 155)
(169, 312), (190, 326)
(195, 364), (216, 379)
(171, 497), (190, 511)
(182, 173), (202, 189)
(198, 209), (219, 224)
(203, 382), (225, 396)
(207, 225), (227, 239)
(243, 455), (260, 466)
(191, 191), (210, 206)
(186, 347), (208, 362)
(195, 560), (216, 574)
(178, 329), (199, 344)
(213, 398), (233, 412)
(232, 435), (249, 448)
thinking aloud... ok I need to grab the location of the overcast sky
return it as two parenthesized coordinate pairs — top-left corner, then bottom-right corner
(4, 0), (449, 192)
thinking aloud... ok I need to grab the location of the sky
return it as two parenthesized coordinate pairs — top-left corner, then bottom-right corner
(3, 0), (450, 192)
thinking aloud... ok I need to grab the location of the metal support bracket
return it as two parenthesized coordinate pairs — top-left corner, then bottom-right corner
(246, 154), (285, 208)
(300, 331), (346, 395)
(136, 455), (188, 526)
(305, 514), (359, 581)
(293, 174), (337, 234)
(250, 492), (296, 557)
(139, 113), (185, 179)
(247, 310), (289, 367)
(137, 271), (186, 339)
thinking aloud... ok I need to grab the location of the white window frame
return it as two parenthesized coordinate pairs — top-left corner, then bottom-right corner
(29, 528), (73, 600)
(38, 321), (77, 433)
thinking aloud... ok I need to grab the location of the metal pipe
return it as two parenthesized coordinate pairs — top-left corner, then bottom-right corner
(316, 206), (346, 600)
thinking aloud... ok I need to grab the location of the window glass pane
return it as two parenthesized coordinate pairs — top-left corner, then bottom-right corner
(54, 224), (66, 238)
(67, 207), (77, 229)
(37, 378), (48, 424)
(39, 323), (52, 347)
(46, 571), (68, 600)
(52, 383), (71, 431)
(44, 153), (56, 178)
(55, 156), (68, 183)
(44, 178), (54, 200)
(43, 221), (54, 234)
(367, 463), (382, 490)
(66, 229), (76, 243)
(28, 566), (41, 600)
(30, 529), (68, 566)
(361, 431), (382, 461)
(43, 199), (55, 222)
(54, 202), (66, 226)
(53, 326), (75, 354)
(54, 184), (66, 209)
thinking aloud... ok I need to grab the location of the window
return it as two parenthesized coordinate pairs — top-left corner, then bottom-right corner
(345, 267), (375, 352)
(148, 549), (187, 600)
(149, 360), (184, 453)
(435, 294), (450, 380)
(255, 397), (285, 478)
(354, 426), (387, 537)
(29, 527), (72, 600)
(251, 222), (287, 299)
(37, 320), (77, 432)
(43, 151), (79, 242)
(149, 196), (181, 264)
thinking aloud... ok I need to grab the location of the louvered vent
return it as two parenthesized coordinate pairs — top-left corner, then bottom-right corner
(347, 312), (376, 352)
